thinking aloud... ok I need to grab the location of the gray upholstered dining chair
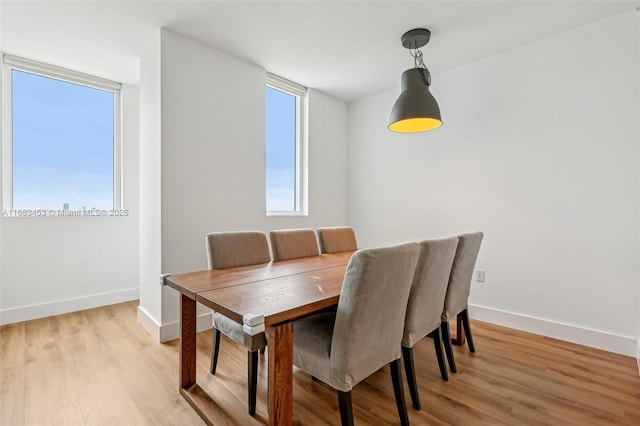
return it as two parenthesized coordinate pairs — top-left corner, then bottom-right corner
(317, 226), (358, 254)
(402, 237), (459, 410)
(292, 242), (419, 426)
(440, 232), (484, 374)
(205, 231), (271, 416)
(270, 228), (320, 261)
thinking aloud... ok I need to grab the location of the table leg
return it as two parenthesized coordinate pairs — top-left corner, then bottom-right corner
(180, 293), (197, 389)
(179, 294), (232, 425)
(451, 313), (466, 346)
(267, 322), (293, 426)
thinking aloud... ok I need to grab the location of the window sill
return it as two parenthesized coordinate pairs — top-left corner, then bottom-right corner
(266, 211), (308, 217)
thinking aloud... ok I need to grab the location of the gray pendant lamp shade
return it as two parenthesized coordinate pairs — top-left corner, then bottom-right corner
(389, 28), (442, 133)
(389, 68), (442, 133)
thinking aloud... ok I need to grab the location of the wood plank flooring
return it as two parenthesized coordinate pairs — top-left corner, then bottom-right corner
(1, 301), (638, 425)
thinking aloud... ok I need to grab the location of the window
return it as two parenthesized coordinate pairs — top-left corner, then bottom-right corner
(265, 73), (307, 215)
(2, 55), (122, 214)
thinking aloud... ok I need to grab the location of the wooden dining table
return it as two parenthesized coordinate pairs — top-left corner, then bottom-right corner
(163, 251), (354, 426)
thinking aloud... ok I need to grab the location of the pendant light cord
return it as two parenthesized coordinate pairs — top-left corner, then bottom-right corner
(410, 47), (426, 69)
(409, 47), (431, 86)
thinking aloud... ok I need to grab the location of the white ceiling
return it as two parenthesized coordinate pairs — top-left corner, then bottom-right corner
(1, 1), (638, 102)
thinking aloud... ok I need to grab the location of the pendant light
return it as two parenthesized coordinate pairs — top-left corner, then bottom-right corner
(389, 28), (442, 133)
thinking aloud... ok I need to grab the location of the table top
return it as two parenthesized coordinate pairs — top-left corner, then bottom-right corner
(165, 251), (352, 298)
(199, 264), (347, 326)
(165, 251), (354, 326)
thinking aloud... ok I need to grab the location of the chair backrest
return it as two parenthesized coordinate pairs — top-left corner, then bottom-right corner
(329, 242), (419, 391)
(270, 228), (320, 261)
(442, 232), (484, 321)
(402, 237), (459, 348)
(205, 231), (271, 269)
(317, 226), (358, 254)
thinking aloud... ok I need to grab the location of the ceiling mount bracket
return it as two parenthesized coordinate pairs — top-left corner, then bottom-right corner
(401, 28), (431, 49)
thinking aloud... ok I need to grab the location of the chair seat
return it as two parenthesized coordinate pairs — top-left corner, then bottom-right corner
(293, 311), (335, 385)
(214, 312), (266, 352)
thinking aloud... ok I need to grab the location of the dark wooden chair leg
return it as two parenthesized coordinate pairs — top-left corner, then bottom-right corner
(337, 390), (354, 426)
(451, 313), (466, 346)
(248, 350), (258, 415)
(402, 346), (421, 410)
(441, 321), (457, 374)
(210, 329), (221, 374)
(460, 309), (475, 353)
(432, 327), (449, 381)
(390, 359), (410, 426)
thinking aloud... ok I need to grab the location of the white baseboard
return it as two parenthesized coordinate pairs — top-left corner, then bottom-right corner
(136, 306), (213, 343)
(0, 287), (139, 325)
(469, 304), (638, 357)
(636, 340), (640, 376)
(136, 305), (162, 342)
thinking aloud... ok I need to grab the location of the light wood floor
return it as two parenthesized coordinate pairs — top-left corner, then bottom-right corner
(1, 301), (639, 425)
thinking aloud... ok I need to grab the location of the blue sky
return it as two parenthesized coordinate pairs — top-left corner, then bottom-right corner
(12, 70), (114, 210)
(265, 86), (296, 211)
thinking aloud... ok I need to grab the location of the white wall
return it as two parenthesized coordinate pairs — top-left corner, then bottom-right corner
(349, 11), (639, 355)
(137, 30), (163, 338)
(137, 30), (349, 340)
(0, 84), (140, 324)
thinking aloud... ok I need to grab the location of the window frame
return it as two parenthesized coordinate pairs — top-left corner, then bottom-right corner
(265, 72), (308, 216)
(1, 54), (123, 213)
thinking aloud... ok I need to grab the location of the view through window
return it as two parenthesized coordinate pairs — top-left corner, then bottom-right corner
(2, 56), (121, 215)
(265, 86), (296, 211)
(265, 73), (306, 214)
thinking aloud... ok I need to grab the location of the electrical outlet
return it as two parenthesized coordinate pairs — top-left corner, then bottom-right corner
(475, 270), (485, 283)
